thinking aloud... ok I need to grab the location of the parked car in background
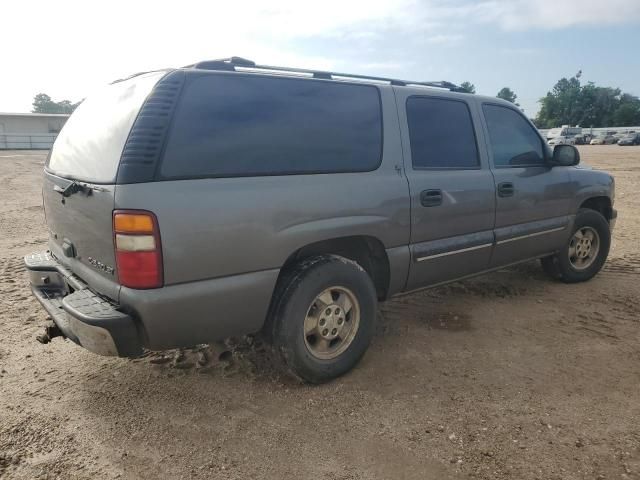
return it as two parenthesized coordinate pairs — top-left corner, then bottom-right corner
(618, 133), (640, 146)
(548, 135), (575, 146)
(546, 125), (582, 141)
(573, 135), (588, 145)
(590, 134), (617, 145)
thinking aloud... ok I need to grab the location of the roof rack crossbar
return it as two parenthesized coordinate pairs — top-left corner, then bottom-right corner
(187, 57), (462, 92)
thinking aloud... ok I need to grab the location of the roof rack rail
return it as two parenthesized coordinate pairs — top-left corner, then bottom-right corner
(110, 70), (155, 84)
(185, 57), (464, 92)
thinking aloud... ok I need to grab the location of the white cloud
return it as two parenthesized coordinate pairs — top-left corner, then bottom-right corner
(423, 34), (465, 45)
(476, 0), (640, 30)
(1, 0), (639, 111)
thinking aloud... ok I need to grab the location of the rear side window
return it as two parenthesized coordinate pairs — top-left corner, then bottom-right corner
(160, 74), (382, 178)
(406, 96), (479, 169)
(482, 104), (544, 167)
(47, 71), (165, 183)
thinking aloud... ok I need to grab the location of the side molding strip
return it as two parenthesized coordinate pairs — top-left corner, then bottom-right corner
(495, 226), (566, 245)
(416, 243), (493, 262)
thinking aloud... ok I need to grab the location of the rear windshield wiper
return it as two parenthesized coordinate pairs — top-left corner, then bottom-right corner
(53, 182), (84, 198)
(53, 181), (108, 197)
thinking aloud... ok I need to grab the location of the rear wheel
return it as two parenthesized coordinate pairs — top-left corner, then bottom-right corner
(541, 209), (610, 283)
(267, 255), (377, 383)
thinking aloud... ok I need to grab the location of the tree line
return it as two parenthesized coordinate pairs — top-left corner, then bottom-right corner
(458, 82), (517, 106)
(458, 72), (640, 128)
(31, 93), (81, 114)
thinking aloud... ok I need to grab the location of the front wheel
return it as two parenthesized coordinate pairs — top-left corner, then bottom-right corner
(541, 209), (611, 283)
(267, 255), (377, 383)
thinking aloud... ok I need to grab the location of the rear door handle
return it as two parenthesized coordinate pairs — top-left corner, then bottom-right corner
(497, 182), (515, 197)
(420, 189), (443, 207)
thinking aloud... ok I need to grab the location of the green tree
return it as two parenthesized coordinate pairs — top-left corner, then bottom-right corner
(613, 94), (640, 126)
(32, 93), (80, 114)
(536, 72), (639, 128)
(459, 81), (476, 94)
(32, 93), (57, 113)
(496, 87), (519, 106)
(536, 75), (582, 128)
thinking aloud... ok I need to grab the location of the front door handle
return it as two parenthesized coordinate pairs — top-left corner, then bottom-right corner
(497, 182), (515, 197)
(420, 189), (443, 207)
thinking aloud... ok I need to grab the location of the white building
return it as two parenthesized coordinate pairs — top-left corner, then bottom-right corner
(0, 112), (70, 149)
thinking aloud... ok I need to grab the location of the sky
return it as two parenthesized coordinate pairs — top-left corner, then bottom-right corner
(2, 0), (639, 117)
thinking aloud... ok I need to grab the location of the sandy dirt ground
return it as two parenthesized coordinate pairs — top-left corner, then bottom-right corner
(0, 146), (639, 480)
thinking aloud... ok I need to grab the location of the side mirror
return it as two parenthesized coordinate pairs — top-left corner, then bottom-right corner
(551, 144), (580, 167)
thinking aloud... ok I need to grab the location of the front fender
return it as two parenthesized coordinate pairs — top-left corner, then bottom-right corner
(568, 167), (614, 212)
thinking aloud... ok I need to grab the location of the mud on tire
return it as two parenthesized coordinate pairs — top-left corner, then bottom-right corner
(266, 255), (377, 384)
(541, 208), (611, 283)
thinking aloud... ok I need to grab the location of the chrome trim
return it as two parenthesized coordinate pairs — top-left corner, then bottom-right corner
(415, 243), (493, 262)
(396, 251), (557, 298)
(496, 226), (566, 245)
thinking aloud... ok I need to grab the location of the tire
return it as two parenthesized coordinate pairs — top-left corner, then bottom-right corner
(542, 209), (611, 283)
(267, 255), (377, 384)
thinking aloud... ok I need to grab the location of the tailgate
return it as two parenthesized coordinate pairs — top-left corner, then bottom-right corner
(43, 172), (119, 300)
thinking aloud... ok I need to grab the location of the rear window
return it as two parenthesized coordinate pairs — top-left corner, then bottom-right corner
(47, 71), (165, 183)
(160, 74), (382, 178)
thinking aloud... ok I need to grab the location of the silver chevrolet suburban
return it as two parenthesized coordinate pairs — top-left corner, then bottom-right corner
(25, 57), (616, 383)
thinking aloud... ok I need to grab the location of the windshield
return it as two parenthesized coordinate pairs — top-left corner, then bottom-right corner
(47, 71), (166, 183)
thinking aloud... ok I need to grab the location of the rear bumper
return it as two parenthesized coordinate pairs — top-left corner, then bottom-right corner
(24, 251), (142, 357)
(25, 250), (280, 355)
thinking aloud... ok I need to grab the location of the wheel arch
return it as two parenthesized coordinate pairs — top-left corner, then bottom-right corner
(279, 235), (391, 301)
(579, 196), (613, 223)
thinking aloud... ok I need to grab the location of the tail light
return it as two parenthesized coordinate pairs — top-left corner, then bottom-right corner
(113, 210), (163, 289)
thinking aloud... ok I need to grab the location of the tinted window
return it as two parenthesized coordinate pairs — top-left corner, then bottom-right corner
(160, 74), (382, 178)
(47, 71), (165, 183)
(406, 96), (479, 169)
(482, 104), (544, 167)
